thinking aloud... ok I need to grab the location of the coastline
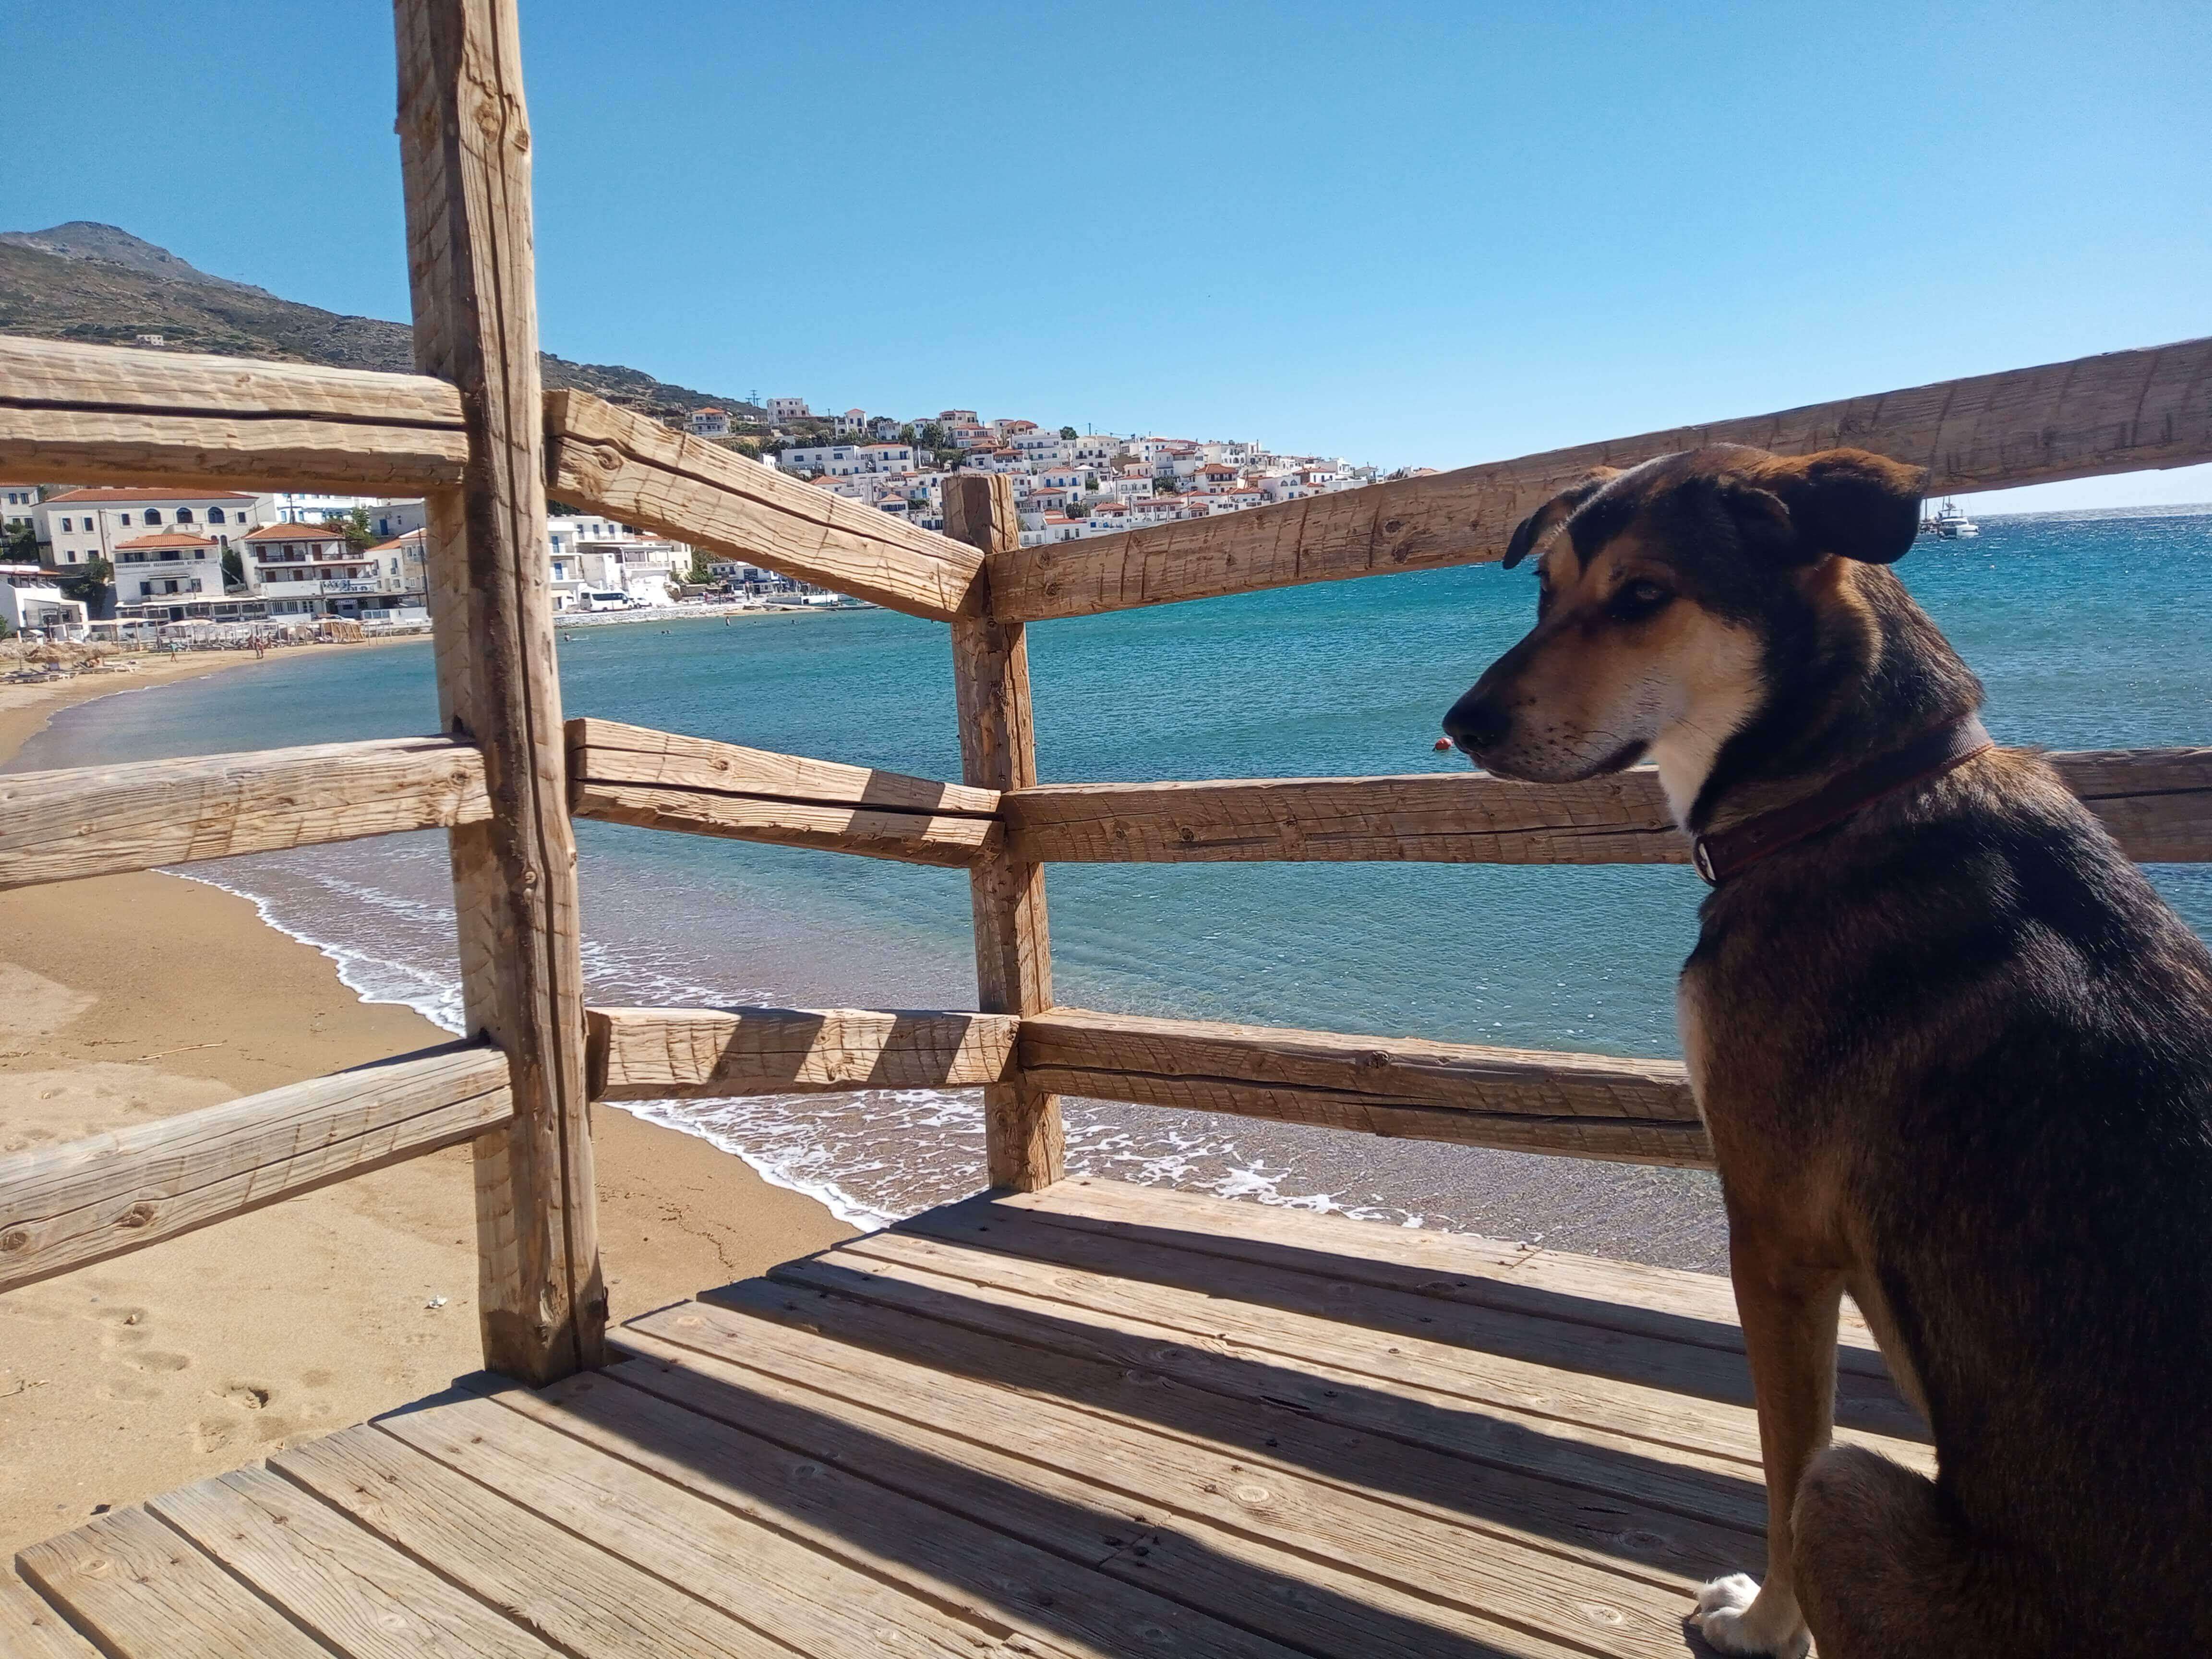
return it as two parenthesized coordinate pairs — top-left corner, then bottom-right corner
(0, 655), (854, 1556)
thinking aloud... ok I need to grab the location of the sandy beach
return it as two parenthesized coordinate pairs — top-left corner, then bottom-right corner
(0, 653), (854, 1555)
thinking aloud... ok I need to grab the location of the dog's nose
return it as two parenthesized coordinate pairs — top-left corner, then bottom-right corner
(1443, 691), (1510, 755)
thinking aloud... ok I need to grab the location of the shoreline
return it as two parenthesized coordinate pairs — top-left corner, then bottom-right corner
(0, 652), (854, 1556)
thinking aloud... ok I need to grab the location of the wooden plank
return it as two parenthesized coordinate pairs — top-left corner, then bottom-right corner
(1003, 1177), (1890, 1380)
(0, 736), (491, 891)
(504, 1365), (1313, 1659)
(397, 0), (603, 1383)
(625, 1294), (1751, 1621)
(15, 1507), (328, 1659)
(613, 1322), (1653, 1659)
(1020, 1007), (1714, 1168)
(945, 475), (1063, 1191)
(1005, 769), (1679, 866)
(568, 716), (1001, 816)
(986, 334), (2212, 620)
(545, 388), (986, 620)
(378, 1387), (1036, 1659)
(685, 1274), (1763, 1587)
(769, 1243), (1778, 1535)
(884, 1203), (1922, 1445)
(1005, 747), (2212, 868)
(148, 1466), (562, 1659)
(587, 1005), (1018, 1100)
(271, 1426), (810, 1659)
(0, 335), (469, 493)
(571, 778), (1000, 866)
(0, 1570), (98, 1659)
(0, 1043), (511, 1294)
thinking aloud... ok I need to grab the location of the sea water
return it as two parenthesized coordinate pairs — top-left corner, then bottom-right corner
(20, 507), (2211, 1268)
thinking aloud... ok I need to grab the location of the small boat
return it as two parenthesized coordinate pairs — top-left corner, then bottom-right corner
(1919, 498), (1980, 539)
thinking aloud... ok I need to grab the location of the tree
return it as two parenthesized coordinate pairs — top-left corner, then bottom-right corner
(222, 548), (247, 592)
(1059, 425), (1078, 440)
(3, 520), (37, 562)
(1082, 471), (1099, 493)
(60, 556), (112, 615)
(899, 424), (919, 445)
(918, 422), (947, 451)
(688, 550), (715, 584)
(326, 505), (376, 553)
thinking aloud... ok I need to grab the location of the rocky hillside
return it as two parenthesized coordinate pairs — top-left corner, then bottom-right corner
(0, 223), (762, 423)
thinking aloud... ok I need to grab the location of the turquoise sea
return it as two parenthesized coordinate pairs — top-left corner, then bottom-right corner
(20, 506), (2212, 1268)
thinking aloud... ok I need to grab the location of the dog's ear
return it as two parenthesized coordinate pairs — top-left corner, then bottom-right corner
(1503, 468), (1620, 569)
(1750, 449), (1927, 565)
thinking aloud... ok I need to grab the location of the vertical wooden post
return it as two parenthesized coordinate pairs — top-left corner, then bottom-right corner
(943, 475), (1064, 1191)
(394, 0), (604, 1382)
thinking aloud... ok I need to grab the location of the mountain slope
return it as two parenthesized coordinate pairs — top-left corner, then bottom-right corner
(0, 224), (762, 423)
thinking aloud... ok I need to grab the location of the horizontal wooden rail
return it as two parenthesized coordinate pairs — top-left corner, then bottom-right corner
(0, 735), (493, 890)
(1020, 1008), (1712, 1167)
(988, 335), (2212, 621)
(0, 335), (469, 493)
(566, 717), (1000, 867)
(0, 1044), (512, 1293)
(587, 1005), (1020, 1099)
(1006, 746), (2212, 866)
(544, 390), (987, 620)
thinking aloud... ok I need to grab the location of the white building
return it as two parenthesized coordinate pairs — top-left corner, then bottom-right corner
(778, 442), (914, 477)
(688, 408), (733, 437)
(37, 488), (268, 569)
(831, 408), (869, 436)
(362, 529), (432, 616)
(240, 522), (385, 621)
(1, 484), (37, 535)
(0, 564), (87, 637)
(766, 397), (811, 422)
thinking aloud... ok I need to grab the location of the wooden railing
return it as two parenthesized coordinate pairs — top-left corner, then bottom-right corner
(2, 0), (2208, 1389)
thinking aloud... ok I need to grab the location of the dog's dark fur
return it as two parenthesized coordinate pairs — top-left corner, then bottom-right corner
(1445, 446), (2212, 1657)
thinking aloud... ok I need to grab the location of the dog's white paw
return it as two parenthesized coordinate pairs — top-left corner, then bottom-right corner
(1694, 1574), (1810, 1658)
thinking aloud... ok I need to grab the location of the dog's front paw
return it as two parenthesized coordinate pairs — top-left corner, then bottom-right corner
(1694, 1574), (1810, 1658)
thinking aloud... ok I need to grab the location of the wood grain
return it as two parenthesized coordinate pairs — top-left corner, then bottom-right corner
(572, 780), (999, 866)
(617, 1316), (1674, 1659)
(1007, 747), (2212, 867)
(587, 1005), (1018, 1099)
(0, 1044), (512, 1294)
(0, 1570), (98, 1659)
(545, 389), (986, 620)
(0, 736), (490, 890)
(1021, 1006), (1712, 1167)
(397, 0), (603, 1382)
(150, 1467), (562, 1659)
(987, 334), (2212, 620)
(568, 717), (999, 816)
(0, 334), (469, 493)
(945, 475), (1064, 1191)
(16, 1507), (331, 1659)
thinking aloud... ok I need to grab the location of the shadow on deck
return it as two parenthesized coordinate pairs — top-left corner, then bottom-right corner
(6, 1178), (1928, 1659)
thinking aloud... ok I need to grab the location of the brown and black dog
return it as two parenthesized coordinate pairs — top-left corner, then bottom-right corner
(1443, 446), (2212, 1657)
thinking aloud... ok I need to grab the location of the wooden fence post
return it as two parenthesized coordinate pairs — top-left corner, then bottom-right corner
(943, 476), (1064, 1191)
(394, 0), (604, 1382)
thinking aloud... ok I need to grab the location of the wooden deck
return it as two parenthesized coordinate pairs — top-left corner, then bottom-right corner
(6, 1179), (1929, 1659)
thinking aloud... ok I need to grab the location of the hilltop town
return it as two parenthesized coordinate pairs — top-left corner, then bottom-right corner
(1, 394), (1399, 642)
(689, 397), (1385, 548)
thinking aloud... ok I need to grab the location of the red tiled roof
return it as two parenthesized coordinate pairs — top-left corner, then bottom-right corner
(42, 486), (257, 504)
(366, 529), (426, 553)
(113, 532), (218, 550)
(241, 522), (346, 542)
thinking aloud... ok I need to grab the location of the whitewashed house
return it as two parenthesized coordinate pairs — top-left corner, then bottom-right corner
(832, 408), (869, 436)
(241, 522), (384, 620)
(688, 408), (733, 437)
(0, 564), (87, 637)
(766, 397), (811, 422)
(362, 529), (432, 616)
(1, 484), (37, 535)
(37, 488), (268, 570)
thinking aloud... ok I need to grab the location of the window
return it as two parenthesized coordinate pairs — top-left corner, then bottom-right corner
(59, 517), (72, 532)
(176, 507), (193, 523)
(193, 549), (205, 560)
(120, 513), (132, 525)
(144, 509), (162, 525)
(209, 507), (226, 524)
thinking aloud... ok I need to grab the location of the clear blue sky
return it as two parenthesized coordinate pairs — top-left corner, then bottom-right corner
(9, 1), (2209, 507)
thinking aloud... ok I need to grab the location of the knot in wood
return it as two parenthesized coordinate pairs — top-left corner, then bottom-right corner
(116, 1202), (157, 1229)
(1382, 518), (1404, 534)
(591, 445), (624, 473)
(0, 1228), (30, 1253)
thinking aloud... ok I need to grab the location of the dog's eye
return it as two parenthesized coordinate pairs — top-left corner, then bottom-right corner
(1610, 578), (1672, 621)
